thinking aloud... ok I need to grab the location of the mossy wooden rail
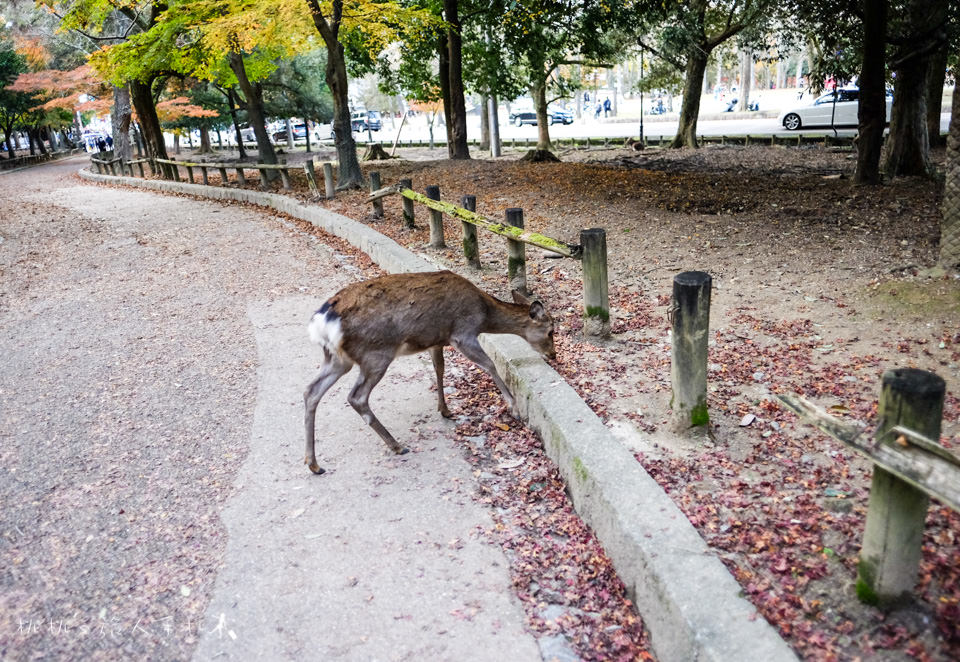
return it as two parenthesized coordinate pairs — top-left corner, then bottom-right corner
(778, 369), (957, 608)
(367, 183), (581, 259)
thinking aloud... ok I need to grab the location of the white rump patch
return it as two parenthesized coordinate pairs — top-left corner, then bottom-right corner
(308, 311), (344, 360)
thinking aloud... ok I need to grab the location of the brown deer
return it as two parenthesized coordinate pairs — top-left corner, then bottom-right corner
(304, 270), (556, 474)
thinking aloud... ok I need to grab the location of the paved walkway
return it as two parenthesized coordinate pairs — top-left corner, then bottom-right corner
(0, 158), (539, 661)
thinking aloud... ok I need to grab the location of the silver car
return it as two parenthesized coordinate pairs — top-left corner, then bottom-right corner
(778, 88), (892, 130)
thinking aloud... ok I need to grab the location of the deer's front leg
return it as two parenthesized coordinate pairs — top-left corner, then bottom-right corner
(429, 346), (453, 418)
(348, 359), (409, 455)
(451, 336), (519, 418)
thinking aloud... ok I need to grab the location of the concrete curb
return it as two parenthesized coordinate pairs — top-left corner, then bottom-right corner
(77, 168), (798, 662)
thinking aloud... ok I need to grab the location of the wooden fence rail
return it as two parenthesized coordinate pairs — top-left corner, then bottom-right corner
(778, 369), (957, 607)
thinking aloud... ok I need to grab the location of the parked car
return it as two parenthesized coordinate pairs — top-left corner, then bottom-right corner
(778, 87), (892, 130)
(510, 110), (537, 126)
(272, 122), (308, 143)
(350, 110), (381, 132)
(549, 106), (574, 125)
(509, 108), (573, 126)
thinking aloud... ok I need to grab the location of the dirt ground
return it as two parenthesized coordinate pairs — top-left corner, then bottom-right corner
(115, 140), (960, 660)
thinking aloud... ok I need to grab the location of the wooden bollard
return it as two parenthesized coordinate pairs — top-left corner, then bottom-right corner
(581, 228), (610, 337)
(258, 167), (270, 190)
(400, 178), (414, 228)
(218, 166), (229, 185)
(303, 160), (319, 198)
(278, 167), (292, 191)
(505, 208), (527, 294)
(425, 185), (445, 248)
(236, 167), (246, 187)
(185, 165), (194, 183)
(370, 171), (384, 218)
(857, 369), (945, 606)
(136, 162), (145, 177)
(461, 195), (480, 269)
(171, 163), (181, 182)
(322, 162), (335, 199)
(201, 166), (209, 185)
(670, 271), (712, 432)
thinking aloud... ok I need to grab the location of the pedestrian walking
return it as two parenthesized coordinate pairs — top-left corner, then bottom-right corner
(603, 97), (611, 117)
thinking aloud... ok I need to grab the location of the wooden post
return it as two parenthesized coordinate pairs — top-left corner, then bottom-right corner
(857, 369), (945, 607)
(461, 195), (480, 269)
(218, 166), (229, 185)
(258, 167), (270, 190)
(400, 178), (414, 228)
(137, 162), (145, 178)
(322, 162), (335, 199)
(303, 160), (319, 198)
(186, 165), (194, 183)
(505, 208), (527, 294)
(236, 167), (246, 186)
(425, 185), (445, 247)
(581, 228), (610, 337)
(279, 167), (292, 191)
(171, 163), (181, 182)
(369, 171), (384, 218)
(670, 271), (712, 432)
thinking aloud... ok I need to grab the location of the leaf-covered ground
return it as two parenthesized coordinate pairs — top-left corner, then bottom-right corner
(160, 141), (958, 660)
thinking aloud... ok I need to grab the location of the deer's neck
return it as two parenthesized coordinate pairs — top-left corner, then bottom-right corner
(483, 299), (528, 336)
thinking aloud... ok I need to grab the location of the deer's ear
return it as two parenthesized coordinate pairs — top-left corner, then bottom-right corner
(528, 300), (547, 321)
(511, 289), (532, 306)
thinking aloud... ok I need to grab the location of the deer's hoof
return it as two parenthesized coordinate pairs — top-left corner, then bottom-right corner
(394, 446), (410, 455)
(307, 460), (326, 475)
(439, 408), (453, 419)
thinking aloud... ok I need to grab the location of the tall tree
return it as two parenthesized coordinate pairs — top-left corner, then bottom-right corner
(41, 0), (170, 161)
(855, 0), (887, 185)
(0, 38), (28, 158)
(444, 0), (468, 159)
(636, 0), (774, 148)
(882, 0), (947, 178)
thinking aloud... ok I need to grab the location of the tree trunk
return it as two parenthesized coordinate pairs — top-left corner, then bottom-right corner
(533, 80), (552, 152)
(226, 88), (248, 160)
(941, 77), (960, 268)
(479, 94), (490, 152)
(438, 33), (453, 158)
(736, 48), (752, 112)
(855, 0), (886, 185)
(926, 47), (947, 148)
(129, 79), (168, 161)
(229, 52), (278, 174)
(199, 125), (212, 153)
(174, 133), (180, 155)
(671, 49), (709, 148)
(27, 129), (36, 156)
(112, 85), (133, 161)
(3, 127), (15, 159)
(444, 0), (469, 159)
(325, 40), (365, 189)
(883, 49), (931, 178)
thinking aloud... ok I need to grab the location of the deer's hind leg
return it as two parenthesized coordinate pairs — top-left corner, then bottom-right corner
(429, 346), (453, 419)
(348, 355), (409, 455)
(304, 355), (352, 474)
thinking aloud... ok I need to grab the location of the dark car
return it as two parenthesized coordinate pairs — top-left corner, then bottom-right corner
(351, 110), (382, 132)
(510, 111), (537, 126)
(549, 107), (574, 124)
(272, 123), (308, 143)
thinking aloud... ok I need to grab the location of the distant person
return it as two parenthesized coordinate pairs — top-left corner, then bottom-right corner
(96, 137), (107, 152)
(603, 97), (611, 117)
(105, 135), (113, 148)
(595, 102), (602, 119)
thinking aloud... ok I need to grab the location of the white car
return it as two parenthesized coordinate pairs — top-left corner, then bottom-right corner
(778, 88), (892, 130)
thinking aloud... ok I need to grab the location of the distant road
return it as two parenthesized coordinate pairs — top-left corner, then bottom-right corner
(371, 112), (953, 145)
